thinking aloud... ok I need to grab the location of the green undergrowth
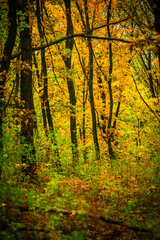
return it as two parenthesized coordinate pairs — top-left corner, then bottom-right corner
(0, 154), (160, 240)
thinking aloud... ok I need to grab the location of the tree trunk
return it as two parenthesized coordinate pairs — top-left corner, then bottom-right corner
(74, 42), (88, 163)
(82, 77), (88, 163)
(147, 0), (160, 65)
(97, 75), (107, 137)
(36, 0), (60, 167)
(106, 0), (115, 159)
(18, 0), (36, 179)
(0, 0), (17, 178)
(148, 52), (156, 98)
(64, 0), (79, 168)
(84, 0), (100, 162)
(33, 52), (48, 137)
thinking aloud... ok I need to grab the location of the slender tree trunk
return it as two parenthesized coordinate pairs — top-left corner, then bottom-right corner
(84, 0), (100, 161)
(64, 0), (79, 168)
(0, 0), (17, 178)
(18, 0), (36, 179)
(88, 40), (100, 161)
(113, 101), (121, 129)
(14, 57), (20, 127)
(148, 52), (156, 98)
(95, 46), (120, 155)
(82, 77), (88, 163)
(36, 0), (60, 167)
(139, 52), (156, 98)
(106, 0), (115, 159)
(146, 1), (160, 99)
(97, 76), (107, 136)
(74, 42), (88, 163)
(33, 52), (48, 137)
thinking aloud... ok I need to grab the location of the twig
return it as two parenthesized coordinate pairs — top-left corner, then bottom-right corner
(132, 75), (160, 123)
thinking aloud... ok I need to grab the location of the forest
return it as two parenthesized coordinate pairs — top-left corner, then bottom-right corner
(0, 0), (160, 239)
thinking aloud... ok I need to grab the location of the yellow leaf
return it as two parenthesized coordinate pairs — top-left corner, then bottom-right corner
(25, 119), (28, 126)
(71, 210), (77, 216)
(15, 164), (20, 167)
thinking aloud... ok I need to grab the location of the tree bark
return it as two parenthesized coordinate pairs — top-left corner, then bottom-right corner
(36, 0), (60, 167)
(84, 0), (100, 161)
(97, 75), (107, 137)
(82, 77), (88, 162)
(106, 0), (115, 160)
(33, 52), (48, 137)
(0, 0), (17, 178)
(147, 0), (160, 65)
(148, 52), (156, 98)
(63, 0), (79, 168)
(74, 42), (88, 163)
(18, 0), (36, 179)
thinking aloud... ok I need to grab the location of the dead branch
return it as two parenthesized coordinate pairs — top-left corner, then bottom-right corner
(18, 206), (153, 233)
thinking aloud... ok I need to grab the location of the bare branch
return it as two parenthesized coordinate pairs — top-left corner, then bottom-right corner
(10, 32), (131, 60)
(17, 206), (153, 233)
(132, 75), (160, 123)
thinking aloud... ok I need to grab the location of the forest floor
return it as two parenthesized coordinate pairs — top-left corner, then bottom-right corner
(0, 161), (160, 240)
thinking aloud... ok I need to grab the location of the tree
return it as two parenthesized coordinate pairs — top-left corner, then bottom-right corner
(0, 0), (17, 178)
(63, 0), (79, 168)
(147, 0), (160, 65)
(17, 0), (36, 178)
(105, 0), (115, 159)
(36, 0), (61, 168)
(75, 0), (101, 161)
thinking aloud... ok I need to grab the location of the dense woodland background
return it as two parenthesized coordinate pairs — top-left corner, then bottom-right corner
(0, 0), (160, 239)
